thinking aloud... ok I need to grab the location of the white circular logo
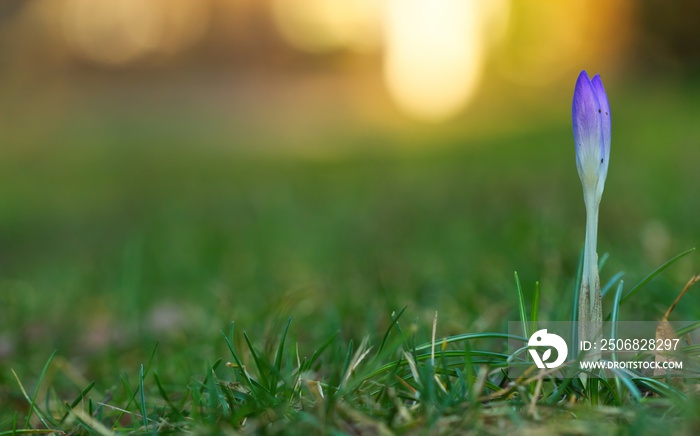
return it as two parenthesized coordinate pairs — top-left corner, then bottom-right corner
(528, 329), (568, 369)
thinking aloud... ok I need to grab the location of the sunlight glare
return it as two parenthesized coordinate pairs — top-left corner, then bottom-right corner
(383, 0), (509, 122)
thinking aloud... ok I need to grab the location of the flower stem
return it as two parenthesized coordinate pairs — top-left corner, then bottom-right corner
(579, 192), (602, 360)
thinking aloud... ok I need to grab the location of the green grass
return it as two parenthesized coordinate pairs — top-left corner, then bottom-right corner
(1, 77), (700, 433)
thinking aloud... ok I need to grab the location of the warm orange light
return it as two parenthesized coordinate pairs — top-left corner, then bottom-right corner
(59, 0), (208, 65)
(271, 0), (382, 53)
(495, 1), (632, 86)
(383, 0), (510, 122)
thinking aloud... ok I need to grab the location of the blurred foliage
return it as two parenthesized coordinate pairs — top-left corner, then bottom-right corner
(0, 78), (698, 373)
(634, 0), (700, 73)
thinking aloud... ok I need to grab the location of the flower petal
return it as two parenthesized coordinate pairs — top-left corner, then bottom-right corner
(591, 74), (610, 197)
(572, 71), (603, 190)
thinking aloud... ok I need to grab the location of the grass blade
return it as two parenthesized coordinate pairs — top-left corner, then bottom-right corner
(609, 280), (625, 362)
(222, 323), (258, 396)
(139, 364), (148, 429)
(598, 252), (610, 271)
(676, 321), (700, 336)
(571, 247), (584, 348)
(633, 376), (686, 400)
(530, 281), (540, 335)
(601, 271), (625, 297)
(514, 271), (529, 339)
(11, 369), (51, 430)
(377, 306), (407, 356)
(59, 380), (95, 424)
(22, 350), (57, 428)
(271, 317), (293, 395)
(153, 373), (185, 420)
(243, 331), (268, 388)
(414, 332), (525, 352)
(207, 367), (231, 416)
(620, 248), (696, 305)
(302, 331), (339, 372)
(339, 339), (354, 389)
(463, 342), (476, 404)
(143, 342), (159, 377)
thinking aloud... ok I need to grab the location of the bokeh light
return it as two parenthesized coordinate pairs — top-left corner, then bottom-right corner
(59, 0), (209, 65)
(382, 0), (510, 122)
(271, 0), (382, 53)
(495, 0), (633, 86)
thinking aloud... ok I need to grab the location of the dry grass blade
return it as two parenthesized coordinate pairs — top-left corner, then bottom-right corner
(342, 336), (373, 387)
(69, 409), (116, 436)
(655, 275), (700, 377)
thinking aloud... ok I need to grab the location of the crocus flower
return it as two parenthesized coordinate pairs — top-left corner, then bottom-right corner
(572, 70), (610, 355)
(573, 71), (610, 206)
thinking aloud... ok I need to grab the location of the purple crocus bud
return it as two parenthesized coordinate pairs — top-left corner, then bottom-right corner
(572, 71), (611, 204)
(573, 70), (611, 361)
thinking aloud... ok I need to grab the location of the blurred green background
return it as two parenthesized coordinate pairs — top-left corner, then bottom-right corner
(0, 0), (699, 387)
